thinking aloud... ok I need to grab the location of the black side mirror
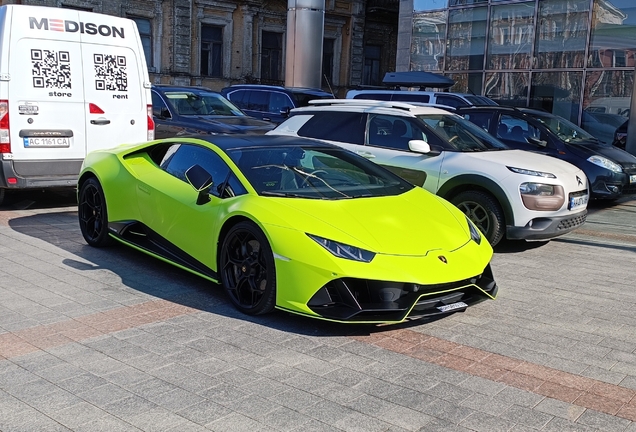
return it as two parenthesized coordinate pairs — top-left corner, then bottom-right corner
(185, 164), (213, 205)
(527, 136), (548, 147)
(280, 107), (291, 117)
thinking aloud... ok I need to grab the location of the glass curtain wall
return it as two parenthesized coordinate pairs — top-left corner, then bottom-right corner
(411, 0), (636, 144)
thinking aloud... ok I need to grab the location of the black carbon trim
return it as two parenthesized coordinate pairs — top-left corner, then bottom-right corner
(108, 221), (217, 280)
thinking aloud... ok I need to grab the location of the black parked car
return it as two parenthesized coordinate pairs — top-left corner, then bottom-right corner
(151, 85), (275, 139)
(220, 84), (334, 124)
(456, 106), (636, 199)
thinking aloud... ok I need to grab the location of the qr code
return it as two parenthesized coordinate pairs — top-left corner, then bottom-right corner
(31, 49), (72, 89)
(94, 54), (128, 92)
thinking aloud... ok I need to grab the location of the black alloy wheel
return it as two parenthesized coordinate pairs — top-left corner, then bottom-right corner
(78, 177), (113, 247)
(452, 190), (505, 246)
(220, 221), (276, 315)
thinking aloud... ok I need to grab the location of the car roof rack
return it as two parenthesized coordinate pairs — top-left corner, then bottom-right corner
(308, 99), (421, 111)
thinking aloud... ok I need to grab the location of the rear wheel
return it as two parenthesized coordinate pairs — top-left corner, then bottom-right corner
(219, 221), (276, 315)
(452, 190), (505, 246)
(78, 178), (113, 247)
(0, 188), (5, 207)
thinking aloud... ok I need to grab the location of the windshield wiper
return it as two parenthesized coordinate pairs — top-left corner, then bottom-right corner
(260, 191), (321, 199)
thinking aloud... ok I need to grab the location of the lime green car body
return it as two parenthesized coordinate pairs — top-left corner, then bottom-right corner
(78, 135), (496, 323)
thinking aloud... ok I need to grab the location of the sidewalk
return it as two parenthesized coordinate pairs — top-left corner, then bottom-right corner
(0, 197), (635, 431)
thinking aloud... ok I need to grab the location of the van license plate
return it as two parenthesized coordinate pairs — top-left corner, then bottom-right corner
(24, 137), (71, 148)
(437, 302), (468, 313)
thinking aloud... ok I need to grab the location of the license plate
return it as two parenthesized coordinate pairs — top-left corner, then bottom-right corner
(23, 137), (71, 148)
(437, 301), (468, 313)
(630, 175), (636, 183)
(569, 193), (588, 210)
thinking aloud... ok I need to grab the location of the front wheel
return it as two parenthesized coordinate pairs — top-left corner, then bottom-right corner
(78, 177), (113, 247)
(219, 221), (276, 315)
(451, 190), (505, 246)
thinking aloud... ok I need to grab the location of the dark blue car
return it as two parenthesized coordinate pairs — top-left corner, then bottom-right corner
(151, 85), (275, 139)
(456, 106), (636, 199)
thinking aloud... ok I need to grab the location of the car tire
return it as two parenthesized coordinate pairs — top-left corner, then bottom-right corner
(78, 177), (114, 247)
(0, 188), (5, 207)
(451, 190), (505, 246)
(219, 221), (276, 315)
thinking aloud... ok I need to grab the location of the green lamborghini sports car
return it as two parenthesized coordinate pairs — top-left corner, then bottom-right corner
(78, 134), (497, 323)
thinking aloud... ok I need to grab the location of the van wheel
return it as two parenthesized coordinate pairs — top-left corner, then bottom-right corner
(451, 191), (505, 246)
(78, 178), (113, 247)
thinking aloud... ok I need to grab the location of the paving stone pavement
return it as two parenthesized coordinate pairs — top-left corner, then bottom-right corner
(0, 194), (635, 431)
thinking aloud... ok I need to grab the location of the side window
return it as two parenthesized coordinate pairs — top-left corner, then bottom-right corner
(228, 90), (247, 109)
(367, 114), (432, 151)
(436, 95), (468, 108)
(160, 144), (241, 198)
(463, 112), (494, 132)
(297, 112), (366, 144)
(497, 114), (540, 143)
(392, 93), (430, 103)
(247, 91), (269, 112)
(269, 92), (292, 112)
(152, 92), (170, 118)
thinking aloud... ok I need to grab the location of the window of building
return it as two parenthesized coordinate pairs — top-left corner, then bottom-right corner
(447, 7), (487, 71)
(589, 0), (636, 68)
(363, 45), (381, 86)
(131, 17), (153, 69)
(261, 31), (283, 83)
(322, 39), (335, 87)
(201, 25), (223, 77)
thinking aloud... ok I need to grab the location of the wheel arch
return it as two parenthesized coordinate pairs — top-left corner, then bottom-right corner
(437, 175), (513, 225)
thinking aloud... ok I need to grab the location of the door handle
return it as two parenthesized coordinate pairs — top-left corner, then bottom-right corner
(263, 117), (271, 122)
(90, 119), (111, 125)
(356, 151), (376, 159)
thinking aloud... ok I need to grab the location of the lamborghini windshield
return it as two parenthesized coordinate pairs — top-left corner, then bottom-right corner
(229, 146), (413, 199)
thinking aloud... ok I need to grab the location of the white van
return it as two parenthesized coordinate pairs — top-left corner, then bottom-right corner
(0, 5), (154, 205)
(346, 89), (498, 108)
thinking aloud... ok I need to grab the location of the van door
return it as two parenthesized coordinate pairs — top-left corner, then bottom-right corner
(8, 38), (86, 166)
(80, 40), (147, 153)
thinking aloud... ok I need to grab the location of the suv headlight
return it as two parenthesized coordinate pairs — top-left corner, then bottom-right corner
(507, 166), (556, 179)
(587, 155), (622, 173)
(519, 182), (565, 210)
(466, 216), (482, 245)
(308, 234), (375, 262)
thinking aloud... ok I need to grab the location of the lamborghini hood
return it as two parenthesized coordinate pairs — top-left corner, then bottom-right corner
(262, 187), (472, 256)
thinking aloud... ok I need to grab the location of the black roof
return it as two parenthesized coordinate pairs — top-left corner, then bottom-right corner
(194, 134), (338, 152)
(382, 71), (455, 89)
(456, 105), (555, 117)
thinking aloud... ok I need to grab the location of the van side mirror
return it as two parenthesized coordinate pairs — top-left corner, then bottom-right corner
(527, 136), (548, 147)
(185, 164), (213, 205)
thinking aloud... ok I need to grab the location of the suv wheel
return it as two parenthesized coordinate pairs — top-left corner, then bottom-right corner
(451, 191), (505, 246)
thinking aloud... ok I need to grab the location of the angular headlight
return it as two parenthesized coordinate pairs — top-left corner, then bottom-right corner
(507, 166), (556, 179)
(307, 234), (375, 263)
(466, 216), (482, 245)
(520, 182), (555, 196)
(587, 155), (622, 173)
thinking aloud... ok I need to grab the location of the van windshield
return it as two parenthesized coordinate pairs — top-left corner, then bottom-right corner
(418, 114), (509, 151)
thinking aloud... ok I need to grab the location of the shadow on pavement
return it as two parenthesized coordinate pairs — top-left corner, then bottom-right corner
(7, 209), (446, 338)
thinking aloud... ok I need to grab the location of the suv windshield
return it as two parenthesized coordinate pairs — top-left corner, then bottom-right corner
(530, 112), (598, 144)
(165, 91), (245, 117)
(418, 114), (509, 151)
(228, 146), (413, 199)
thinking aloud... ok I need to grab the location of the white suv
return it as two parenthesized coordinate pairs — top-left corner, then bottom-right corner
(268, 100), (589, 246)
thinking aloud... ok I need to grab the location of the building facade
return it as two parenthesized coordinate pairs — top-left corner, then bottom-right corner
(5, 0), (400, 96)
(397, 0), (636, 142)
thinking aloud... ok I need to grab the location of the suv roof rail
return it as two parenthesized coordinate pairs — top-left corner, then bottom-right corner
(307, 99), (419, 111)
